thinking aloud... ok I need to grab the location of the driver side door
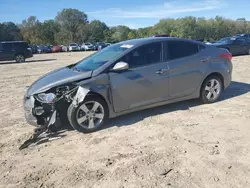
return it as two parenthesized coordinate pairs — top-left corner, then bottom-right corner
(109, 42), (170, 113)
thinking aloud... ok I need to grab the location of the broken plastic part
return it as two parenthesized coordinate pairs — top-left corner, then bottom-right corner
(48, 110), (57, 127)
(72, 86), (90, 107)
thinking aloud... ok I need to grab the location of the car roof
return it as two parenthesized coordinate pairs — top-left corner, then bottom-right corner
(0, 41), (26, 44)
(117, 37), (205, 46)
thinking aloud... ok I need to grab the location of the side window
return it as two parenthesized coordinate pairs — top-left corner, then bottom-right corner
(234, 39), (245, 45)
(119, 42), (161, 69)
(13, 42), (28, 50)
(2, 43), (13, 52)
(167, 41), (199, 60)
(0, 43), (2, 51)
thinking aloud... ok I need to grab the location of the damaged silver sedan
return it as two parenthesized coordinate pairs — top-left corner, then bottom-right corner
(24, 37), (232, 133)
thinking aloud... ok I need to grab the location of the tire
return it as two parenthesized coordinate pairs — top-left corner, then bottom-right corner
(200, 75), (222, 104)
(247, 49), (250, 55)
(15, 54), (25, 63)
(67, 95), (108, 133)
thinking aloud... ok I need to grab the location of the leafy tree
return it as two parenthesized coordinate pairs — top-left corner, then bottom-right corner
(0, 22), (22, 41)
(127, 30), (137, 39)
(111, 25), (131, 42)
(55, 8), (88, 43)
(88, 20), (108, 42)
(2, 8), (250, 45)
(39, 20), (60, 45)
(20, 16), (42, 44)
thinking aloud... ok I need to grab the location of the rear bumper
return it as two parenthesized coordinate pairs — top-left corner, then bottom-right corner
(224, 69), (232, 89)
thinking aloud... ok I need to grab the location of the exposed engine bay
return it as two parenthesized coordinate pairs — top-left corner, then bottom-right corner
(20, 85), (90, 150)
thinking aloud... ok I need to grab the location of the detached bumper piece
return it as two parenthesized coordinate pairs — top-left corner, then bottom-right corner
(19, 110), (57, 150)
(21, 95), (59, 150)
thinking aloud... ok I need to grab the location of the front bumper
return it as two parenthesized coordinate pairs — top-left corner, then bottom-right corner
(23, 95), (39, 127)
(70, 47), (80, 51)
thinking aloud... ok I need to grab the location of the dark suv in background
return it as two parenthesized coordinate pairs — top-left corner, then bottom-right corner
(0, 41), (33, 63)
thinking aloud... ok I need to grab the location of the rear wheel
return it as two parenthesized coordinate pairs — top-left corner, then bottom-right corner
(15, 55), (25, 63)
(200, 75), (222, 104)
(67, 95), (108, 133)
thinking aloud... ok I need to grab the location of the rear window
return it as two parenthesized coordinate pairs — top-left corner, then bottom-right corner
(166, 41), (199, 60)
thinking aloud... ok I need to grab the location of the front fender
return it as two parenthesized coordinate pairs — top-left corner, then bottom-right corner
(77, 74), (115, 118)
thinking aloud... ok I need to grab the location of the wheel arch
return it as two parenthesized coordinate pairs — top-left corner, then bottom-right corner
(200, 72), (225, 95)
(87, 91), (110, 117)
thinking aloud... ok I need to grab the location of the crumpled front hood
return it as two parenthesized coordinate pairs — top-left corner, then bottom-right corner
(27, 66), (92, 95)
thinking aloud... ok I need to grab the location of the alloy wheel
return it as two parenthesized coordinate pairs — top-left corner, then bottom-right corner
(16, 55), (25, 63)
(76, 101), (105, 129)
(204, 79), (221, 100)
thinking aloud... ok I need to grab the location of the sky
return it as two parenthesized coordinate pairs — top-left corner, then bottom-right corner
(0, 0), (250, 29)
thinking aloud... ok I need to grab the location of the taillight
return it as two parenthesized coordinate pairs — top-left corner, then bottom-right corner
(220, 53), (232, 60)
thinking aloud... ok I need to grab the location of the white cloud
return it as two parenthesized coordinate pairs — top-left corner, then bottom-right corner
(88, 0), (226, 19)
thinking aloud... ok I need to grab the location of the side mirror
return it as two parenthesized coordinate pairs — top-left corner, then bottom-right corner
(111, 62), (129, 71)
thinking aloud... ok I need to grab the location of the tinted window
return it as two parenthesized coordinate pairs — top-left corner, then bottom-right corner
(119, 42), (161, 69)
(2, 43), (13, 52)
(215, 38), (234, 45)
(234, 38), (245, 45)
(13, 42), (28, 50)
(167, 41), (198, 60)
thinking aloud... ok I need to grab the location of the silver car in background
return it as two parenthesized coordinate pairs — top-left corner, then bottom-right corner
(81, 43), (95, 51)
(24, 37), (232, 133)
(68, 43), (80, 52)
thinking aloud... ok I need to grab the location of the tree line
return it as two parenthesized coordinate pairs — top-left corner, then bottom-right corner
(0, 8), (250, 45)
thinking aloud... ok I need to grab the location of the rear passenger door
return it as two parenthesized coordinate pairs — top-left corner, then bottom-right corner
(165, 40), (208, 99)
(1, 43), (15, 60)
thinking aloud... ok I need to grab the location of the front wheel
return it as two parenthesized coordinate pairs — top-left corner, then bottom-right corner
(15, 55), (25, 63)
(200, 76), (222, 104)
(67, 95), (108, 133)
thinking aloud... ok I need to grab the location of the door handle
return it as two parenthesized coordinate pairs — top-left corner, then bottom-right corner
(156, 69), (168, 74)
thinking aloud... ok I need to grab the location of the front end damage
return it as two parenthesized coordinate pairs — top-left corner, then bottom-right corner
(21, 85), (89, 149)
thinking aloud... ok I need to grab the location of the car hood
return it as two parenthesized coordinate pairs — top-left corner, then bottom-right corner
(27, 66), (92, 95)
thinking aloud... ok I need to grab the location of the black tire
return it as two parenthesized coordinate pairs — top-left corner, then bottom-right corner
(15, 54), (25, 63)
(247, 49), (250, 55)
(200, 75), (222, 104)
(67, 95), (108, 133)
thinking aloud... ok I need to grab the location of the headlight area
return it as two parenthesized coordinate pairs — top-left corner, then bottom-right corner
(32, 86), (78, 127)
(33, 95), (56, 126)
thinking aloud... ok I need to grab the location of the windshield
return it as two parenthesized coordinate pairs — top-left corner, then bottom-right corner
(215, 38), (234, 44)
(73, 44), (129, 71)
(70, 43), (77, 46)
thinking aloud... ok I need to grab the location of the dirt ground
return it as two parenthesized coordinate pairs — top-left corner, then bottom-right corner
(0, 52), (249, 188)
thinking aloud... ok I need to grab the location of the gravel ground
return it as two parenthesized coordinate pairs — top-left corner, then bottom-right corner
(0, 52), (249, 188)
